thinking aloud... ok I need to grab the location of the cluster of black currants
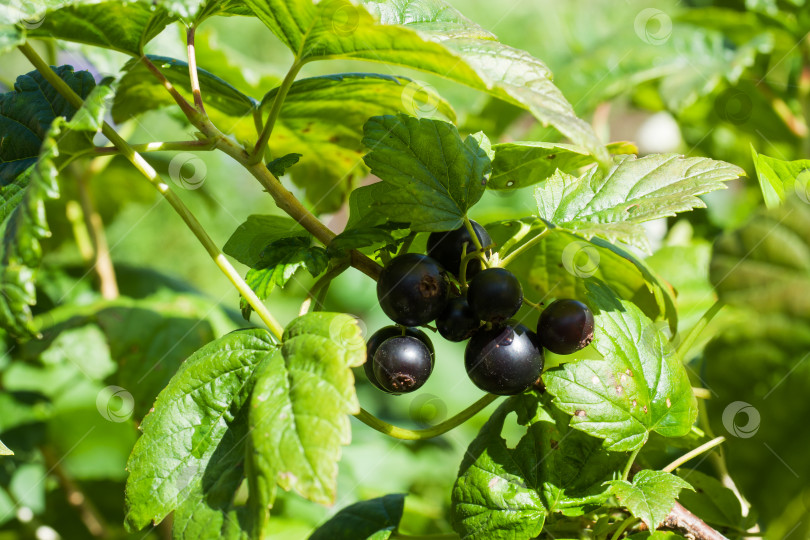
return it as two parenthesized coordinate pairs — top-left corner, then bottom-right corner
(364, 221), (595, 396)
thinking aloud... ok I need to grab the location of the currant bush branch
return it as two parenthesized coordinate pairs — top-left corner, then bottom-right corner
(250, 60), (303, 165)
(18, 42), (285, 341)
(186, 25), (206, 114)
(354, 393), (499, 440)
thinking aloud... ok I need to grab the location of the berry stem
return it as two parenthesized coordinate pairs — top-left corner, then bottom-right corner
(354, 394), (499, 440)
(500, 227), (550, 267)
(661, 436), (725, 473)
(299, 260), (350, 315)
(18, 42), (285, 342)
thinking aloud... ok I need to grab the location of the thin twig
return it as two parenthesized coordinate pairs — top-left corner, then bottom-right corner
(186, 26), (206, 114)
(77, 167), (118, 299)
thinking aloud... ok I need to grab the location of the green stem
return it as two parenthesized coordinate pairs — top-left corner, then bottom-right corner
(186, 25), (206, 114)
(497, 220), (532, 258)
(300, 260), (350, 315)
(500, 227), (550, 267)
(91, 139), (216, 156)
(355, 394), (499, 440)
(18, 42), (285, 342)
(621, 445), (642, 481)
(390, 534), (459, 540)
(139, 55), (203, 127)
(610, 516), (639, 540)
(676, 300), (724, 362)
(463, 216), (484, 252)
(662, 436), (725, 473)
(250, 61), (303, 165)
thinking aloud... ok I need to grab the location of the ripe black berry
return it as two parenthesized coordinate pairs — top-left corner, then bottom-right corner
(537, 299), (595, 355)
(467, 268), (523, 323)
(464, 323), (544, 395)
(436, 296), (480, 342)
(373, 336), (434, 393)
(377, 254), (449, 326)
(364, 326), (434, 391)
(427, 220), (492, 279)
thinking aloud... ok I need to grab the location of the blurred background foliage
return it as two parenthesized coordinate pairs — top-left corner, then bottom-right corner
(1, 0), (809, 538)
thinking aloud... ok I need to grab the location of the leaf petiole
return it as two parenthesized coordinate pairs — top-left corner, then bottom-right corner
(500, 227), (550, 267)
(662, 436), (725, 473)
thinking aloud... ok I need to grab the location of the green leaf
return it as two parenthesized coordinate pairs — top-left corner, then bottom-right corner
(0, 24), (23, 55)
(113, 55), (256, 121)
(0, 440), (11, 456)
(240, 237), (329, 316)
(223, 215), (309, 267)
(27, 2), (175, 55)
(750, 147), (810, 209)
(607, 470), (693, 530)
(248, 313), (366, 531)
(710, 197), (810, 318)
(351, 114), (491, 231)
(544, 284), (697, 451)
(242, 0), (608, 161)
(534, 154), (745, 253)
(327, 227), (396, 257)
(309, 494), (406, 540)
(675, 470), (747, 531)
(124, 328), (276, 531)
(0, 66), (95, 188)
(488, 219), (678, 330)
(488, 141), (637, 190)
(451, 393), (625, 540)
(267, 153), (302, 178)
(0, 70), (105, 337)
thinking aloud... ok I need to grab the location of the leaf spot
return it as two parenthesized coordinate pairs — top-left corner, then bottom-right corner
(591, 375), (600, 385)
(666, 398), (672, 408)
(575, 409), (587, 417)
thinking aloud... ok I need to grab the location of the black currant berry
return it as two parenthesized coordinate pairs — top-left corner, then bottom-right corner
(467, 268), (523, 323)
(364, 326), (435, 392)
(427, 220), (492, 279)
(537, 299), (595, 355)
(373, 336), (434, 393)
(464, 323), (544, 395)
(436, 296), (480, 342)
(377, 253), (449, 326)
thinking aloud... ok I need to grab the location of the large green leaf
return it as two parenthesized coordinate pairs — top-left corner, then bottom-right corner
(0, 24), (23, 55)
(248, 312), (366, 533)
(309, 494), (406, 540)
(544, 285), (697, 451)
(350, 114), (490, 231)
(488, 219), (678, 330)
(607, 470), (693, 530)
(675, 469), (749, 532)
(26, 1), (175, 55)
(534, 154), (745, 253)
(450, 393), (625, 540)
(488, 141), (636, 190)
(710, 197), (810, 318)
(242, 0), (608, 161)
(0, 69), (103, 338)
(124, 328), (276, 531)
